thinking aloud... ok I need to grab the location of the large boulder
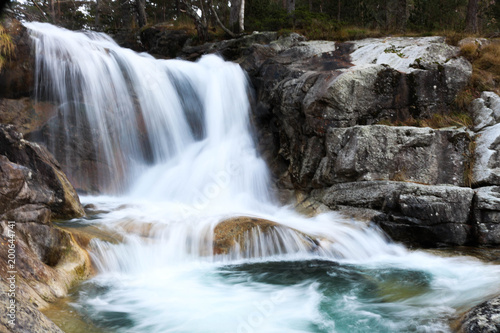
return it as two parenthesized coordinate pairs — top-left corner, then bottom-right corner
(313, 181), (475, 247)
(310, 125), (472, 188)
(213, 216), (319, 256)
(0, 124), (84, 220)
(243, 36), (472, 191)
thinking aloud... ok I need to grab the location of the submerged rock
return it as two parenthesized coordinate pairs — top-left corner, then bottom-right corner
(213, 216), (319, 256)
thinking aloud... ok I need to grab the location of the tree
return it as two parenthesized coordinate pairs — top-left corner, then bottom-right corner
(286, 0), (295, 14)
(179, 0), (209, 41)
(136, 0), (147, 27)
(229, 0), (243, 32)
(465, 0), (479, 33)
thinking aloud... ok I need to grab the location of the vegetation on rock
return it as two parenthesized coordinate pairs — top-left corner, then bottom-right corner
(0, 23), (14, 71)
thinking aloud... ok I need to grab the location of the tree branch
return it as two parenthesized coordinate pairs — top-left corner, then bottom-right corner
(30, 0), (50, 21)
(209, 0), (236, 37)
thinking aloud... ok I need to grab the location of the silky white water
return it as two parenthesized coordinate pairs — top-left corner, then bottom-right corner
(25, 22), (500, 333)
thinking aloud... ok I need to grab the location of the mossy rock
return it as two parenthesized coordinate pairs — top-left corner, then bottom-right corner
(213, 216), (319, 256)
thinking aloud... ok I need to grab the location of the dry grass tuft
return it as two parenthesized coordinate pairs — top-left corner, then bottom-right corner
(0, 23), (15, 71)
(377, 113), (473, 129)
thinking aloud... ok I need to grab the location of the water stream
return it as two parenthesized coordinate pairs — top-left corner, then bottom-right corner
(26, 22), (500, 333)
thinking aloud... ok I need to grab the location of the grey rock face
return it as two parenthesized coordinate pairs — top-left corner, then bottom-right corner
(470, 91), (500, 131)
(312, 125), (472, 187)
(473, 187), (500, 245)
(246, 35), (472, 192)
(472, 92), (500, 187)
(313, 181), (475, 247)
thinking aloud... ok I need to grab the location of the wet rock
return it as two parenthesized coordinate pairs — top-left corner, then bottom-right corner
(0, 98), (57, 135)
(458, 295), (500, 333)
(0, 19), (34, 99)
(313, 181), (475, 247)
(0, 286), (64, 333)
(213, 216), (319, 256)
(0, 124), (84, 220)
(0, 220), (91, 332)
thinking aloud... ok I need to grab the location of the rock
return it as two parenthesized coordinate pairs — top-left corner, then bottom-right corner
(0, 98), (57, 135)
(470, 92), (500, 187)
(313, 181), (475, 247)
(245, 36), (472, 191)
(458, 37), (491, 50)
(474, 122), (500, 186)
(181, 31), (280, 61)
(473, 187), (500, 245)
(0, 124), (84, 220)
(213, 216), (319, 256)
(470, 91), (500, 131)
(0, 220), (91, 332)
(0, 19), (34, 99)
(457, 295), (500, 333)
(0, 285), (65, 333)
(311, 125), (472, 187)
(140, 26), (190, 58)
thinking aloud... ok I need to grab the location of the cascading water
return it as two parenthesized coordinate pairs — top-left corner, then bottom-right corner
(25, 22), (500, 333)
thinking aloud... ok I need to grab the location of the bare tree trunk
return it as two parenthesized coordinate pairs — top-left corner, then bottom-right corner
(210, 0), (236, 37)
(229, 0), (241, 31)
(120, 0), (131, 28)
(337, 0), (340, 21)
(286, 0), (295, 14)
(48, 0), (55, 21)
(180, 0), (209, 42)
(95, 0), (100, 26)
(397, 0), (407, 33)
(465, 0), (479, 33)
(136, 0), (147, 27)
(239, 0), (244, 32)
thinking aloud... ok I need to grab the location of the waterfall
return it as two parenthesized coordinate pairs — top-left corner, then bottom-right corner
(27, 21), (269, 199)
(23, 23), (500, 333)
